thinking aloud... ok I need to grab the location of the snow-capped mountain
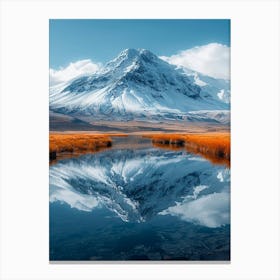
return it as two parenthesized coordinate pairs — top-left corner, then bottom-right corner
(49, 149), (230, 227)
(50, 48), (230, 122)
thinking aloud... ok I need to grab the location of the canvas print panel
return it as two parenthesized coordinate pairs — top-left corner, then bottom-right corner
(49, 19), (230, 261)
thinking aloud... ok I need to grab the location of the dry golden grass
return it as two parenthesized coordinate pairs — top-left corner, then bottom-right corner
(145, 132), (230, 167)
(49, 133), (113, 160)
(152, 142), (185, 151)
(49, 131), (230, 167)
(109, 133), (128, 137)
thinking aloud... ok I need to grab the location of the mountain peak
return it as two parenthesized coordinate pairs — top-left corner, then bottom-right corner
(119, 48), (139, 59)
(106, 48), (159, 69)
(120, 48), (155, 57)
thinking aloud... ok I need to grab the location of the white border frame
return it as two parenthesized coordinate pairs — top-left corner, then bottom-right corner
(1, 0), (279, 279)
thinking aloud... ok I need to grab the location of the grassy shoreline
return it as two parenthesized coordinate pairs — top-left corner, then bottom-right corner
(49, 132), (230, 167)
(145, 132), (230, 167)
(49, 134), (113, 160)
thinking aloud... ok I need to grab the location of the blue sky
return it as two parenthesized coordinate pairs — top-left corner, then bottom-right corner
(49, 19), (230, 69)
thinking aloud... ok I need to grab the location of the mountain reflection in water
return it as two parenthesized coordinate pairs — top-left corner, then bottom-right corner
(49, 147), (230, 261)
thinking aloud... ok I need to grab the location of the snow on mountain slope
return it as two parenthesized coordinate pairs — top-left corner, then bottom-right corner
(49, 149), (230, 226)
(50, 49), (230, 122)
(181, 68), (230, 104)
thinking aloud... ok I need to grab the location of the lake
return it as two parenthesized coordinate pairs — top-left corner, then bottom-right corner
(49, 136), (230, 261)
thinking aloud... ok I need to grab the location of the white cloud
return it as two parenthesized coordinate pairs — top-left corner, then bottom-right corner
(160, 192), (230, 228)
(161, 43), (230, 80)
(49, 59), (102, 86)
(50, 184), (100, 212)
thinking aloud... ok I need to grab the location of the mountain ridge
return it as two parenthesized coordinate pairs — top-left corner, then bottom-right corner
(50, 48), (230, 123)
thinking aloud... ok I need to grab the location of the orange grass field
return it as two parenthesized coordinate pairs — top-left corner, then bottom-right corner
(49, 133), (113, 160)
(49, 132), (230, 167)
(145, 133), (230, 167)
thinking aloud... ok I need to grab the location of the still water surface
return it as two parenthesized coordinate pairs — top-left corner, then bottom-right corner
(49, 136), (230, 261)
